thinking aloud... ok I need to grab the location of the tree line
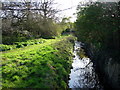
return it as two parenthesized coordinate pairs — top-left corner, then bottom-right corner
(75, 1), (120, 60)
(1, 0), (72, 44)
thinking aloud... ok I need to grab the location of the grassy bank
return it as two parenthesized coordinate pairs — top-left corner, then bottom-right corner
(2, 35), (76, 89)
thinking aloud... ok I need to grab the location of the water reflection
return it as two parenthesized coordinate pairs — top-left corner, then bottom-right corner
(69, 41), (102, 89)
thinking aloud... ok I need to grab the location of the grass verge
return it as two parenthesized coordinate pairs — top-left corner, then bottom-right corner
(2, 35), (76, 89)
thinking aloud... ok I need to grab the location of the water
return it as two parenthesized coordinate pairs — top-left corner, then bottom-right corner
(68, 41), (102, 89)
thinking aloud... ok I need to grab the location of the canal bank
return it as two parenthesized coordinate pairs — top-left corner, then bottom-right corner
(81, 42), (120, 89)
(68, 41), (103, 89)
(2, 36), (76, 89)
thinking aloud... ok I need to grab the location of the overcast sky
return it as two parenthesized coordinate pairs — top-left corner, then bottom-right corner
(1, 0), (95, 22)
(55, 0), (80, 22)
(1, 0), (119, 22)
(55, 0), (98, 22)
(54, 0), (119, 22)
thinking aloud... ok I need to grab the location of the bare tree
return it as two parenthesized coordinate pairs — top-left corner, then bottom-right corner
(1, 0), (60, 39)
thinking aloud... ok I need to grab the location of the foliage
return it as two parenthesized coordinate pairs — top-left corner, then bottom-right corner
(60, 17), (74, 34)
(2, 36), (75, 88)
(0, 44), (14, 51)
(1, 1), (64, 44)
(1, 39), (46, 51)
(14, 39), (46, 48)
(75, 2), (120, 53)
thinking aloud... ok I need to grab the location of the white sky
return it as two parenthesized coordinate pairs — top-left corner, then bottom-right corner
(54, 0), (119, 22)
(1, 0), (94, 22)
(1, 0), (119, 22)
(55, 0), (82, 22)
(55, 0), (98, 22)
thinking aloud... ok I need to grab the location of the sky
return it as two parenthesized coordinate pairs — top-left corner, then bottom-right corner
(1, 0), (95, 22)
(55, 0), (84, 22)
(0, 0), (94, 21)
(55, 0), (120, 22)
(54, 0), (99, 22)
(1, 0), (120, 22)
(54, 0), (119, 22)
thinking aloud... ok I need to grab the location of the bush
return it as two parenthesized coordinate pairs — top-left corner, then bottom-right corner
(75, 2), (120, 51)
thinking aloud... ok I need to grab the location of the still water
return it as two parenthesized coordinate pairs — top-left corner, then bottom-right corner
(68, 41), (103, 89)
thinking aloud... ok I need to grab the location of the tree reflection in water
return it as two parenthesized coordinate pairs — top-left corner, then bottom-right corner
(69, 41), (103, 89)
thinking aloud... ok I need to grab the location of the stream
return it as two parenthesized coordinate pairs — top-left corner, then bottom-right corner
(68, 41), (103, 89)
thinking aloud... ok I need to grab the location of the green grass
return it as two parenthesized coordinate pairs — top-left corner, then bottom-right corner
(0, 38), (46, 52)
(2, 35), (76, 89)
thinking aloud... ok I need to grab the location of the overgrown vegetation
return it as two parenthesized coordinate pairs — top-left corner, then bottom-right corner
(2, 36), (76, 88)
(1, 1), (73, 44)
(75, 1), (120, 88)
(75, 1), (120, 61)
(0, 39), (46, 51)
(2, 0), (120, 89)
(1, 1), (75, 88)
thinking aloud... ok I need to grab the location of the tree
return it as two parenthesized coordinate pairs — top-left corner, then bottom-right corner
(75, 1), (120, 51)
(1, 0), (61, 44)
